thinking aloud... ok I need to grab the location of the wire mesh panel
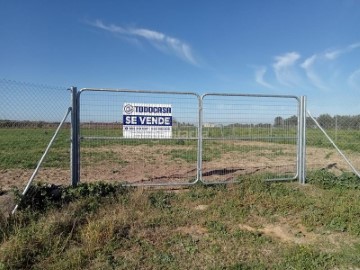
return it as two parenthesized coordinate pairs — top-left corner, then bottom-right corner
(306, 113), (360, 176)
(201, 94), (300, 183)
(0, 79), (71, 191)
(78, 89), (200, 186)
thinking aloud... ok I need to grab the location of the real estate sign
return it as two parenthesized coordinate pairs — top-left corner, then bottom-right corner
(122, 103), (172, 138)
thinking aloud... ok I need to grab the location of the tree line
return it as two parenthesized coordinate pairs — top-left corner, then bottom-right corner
(2, 114), (360, 130)
(274, 114), (360, 129)
(0, 120), (70, 128)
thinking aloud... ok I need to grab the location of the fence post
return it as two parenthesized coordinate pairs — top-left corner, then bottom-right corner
(298, 96), (307, 184)
(197, 96), (203, 183)
(71, 87), (80, 186)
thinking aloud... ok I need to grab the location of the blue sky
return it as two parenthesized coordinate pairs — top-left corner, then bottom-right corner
(1, 0), (360, 115)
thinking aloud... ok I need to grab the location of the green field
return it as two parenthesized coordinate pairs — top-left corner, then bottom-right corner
(1, 172), (360, 269)
(0, 128), (70, 169)
(0, 126), (359, 170)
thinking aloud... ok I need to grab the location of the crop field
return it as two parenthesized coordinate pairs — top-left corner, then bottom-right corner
(0, 125), (359, 190)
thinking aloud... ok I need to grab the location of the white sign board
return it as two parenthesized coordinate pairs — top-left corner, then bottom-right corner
(122, 103), (172, 138)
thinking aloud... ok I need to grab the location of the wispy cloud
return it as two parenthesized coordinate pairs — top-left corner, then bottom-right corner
(301, 42), (360, 90)
(324, 42), (360, 60)
(301, 54), (328, 90)
(348, 69), (360, 91)
(273, 52), (301, 87)
(255, 66), (274, 89)
(255, 42), (360, 91)
(90, 19), (198, 66)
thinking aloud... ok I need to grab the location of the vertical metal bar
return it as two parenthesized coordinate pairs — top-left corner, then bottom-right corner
(299, 96), (307, 184)
(297, 96), (306, 184)
(296, 98), (301, 182)
(71, 87), (80, 186)
(197, 96), (203, 183)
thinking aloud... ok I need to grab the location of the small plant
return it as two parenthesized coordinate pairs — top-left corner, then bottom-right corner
(280, 246), (336, 269)
(148, 191), (174, 209)
(13, 182), (131, 212)
(307, 170), (360, 189)
(205, 220), (228, 235)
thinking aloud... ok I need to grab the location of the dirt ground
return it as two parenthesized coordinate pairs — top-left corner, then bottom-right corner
(177, 203), (357, 253)
(0, 142), (359, 191)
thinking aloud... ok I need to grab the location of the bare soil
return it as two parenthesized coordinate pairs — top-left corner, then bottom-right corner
(0, 193), (14, 217)
(175, 204), (358, 251)
(0, 142), (359, 191)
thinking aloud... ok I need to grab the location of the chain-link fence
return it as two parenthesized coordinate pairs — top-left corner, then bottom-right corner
(1, 79), (359, 193)
(306, 113), (360, 176)
(0, 79), (71, 192)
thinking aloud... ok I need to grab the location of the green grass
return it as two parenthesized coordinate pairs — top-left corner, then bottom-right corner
(307, 128), (360, 152)
(0, 128), (70, 169)
(1, 172), (360, 269)
(1, 126), (359, 170)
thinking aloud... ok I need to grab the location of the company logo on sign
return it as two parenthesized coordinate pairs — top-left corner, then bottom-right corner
(123, 104), (134, 114)
(123, 103), (172, 138)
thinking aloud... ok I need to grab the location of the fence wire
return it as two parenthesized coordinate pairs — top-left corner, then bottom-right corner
(78, 89), (200, 185)
(1, 79), (359, 193)
(0, 79), (70, 194)
(201, 94), (300, 183)
(306, 113), (360, 176)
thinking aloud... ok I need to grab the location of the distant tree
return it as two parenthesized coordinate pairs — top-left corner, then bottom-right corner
(274, 116), (284, 127)
(317, 114), (333, 129)
(284, 115), (298, 126)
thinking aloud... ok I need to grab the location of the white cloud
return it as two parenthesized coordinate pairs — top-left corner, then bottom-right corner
(325, 49), (342, 60)
(349, 42), (360, 50)
(301, 42), (360, 90)
(301, 54), (316, 69)
(93, 19), (126, 34)
(301, 55), (328, 90)
(256, 42), (360, 91)
(255, 66), (274, 89)
(90, 20), (198, 66)
(131, 28), (165, 41)
(348, 69), (360, 91)
(273, 52), (301, 87)
(325, 42), (360, 60)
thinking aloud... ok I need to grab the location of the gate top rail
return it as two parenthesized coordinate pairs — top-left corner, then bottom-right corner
(79, 88), (201, 98)
(202, 92), (300, 101)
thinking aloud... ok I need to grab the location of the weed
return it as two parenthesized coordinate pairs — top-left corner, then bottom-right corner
(1, 173), (360, 269)
(205, 220), (228, 235)
(279, 245), (337, 269)
(307, 170), (360, 189)
(148, 191), (175, 210)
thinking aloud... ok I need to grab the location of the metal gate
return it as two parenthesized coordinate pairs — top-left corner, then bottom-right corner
(74, 88), (201, 186)
(71, 88), (306, 186)
(200, 94), (306, 184)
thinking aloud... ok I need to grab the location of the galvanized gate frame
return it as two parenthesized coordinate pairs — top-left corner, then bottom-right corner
(200, 93), (306, 185)
(70, 87), (307, 186)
